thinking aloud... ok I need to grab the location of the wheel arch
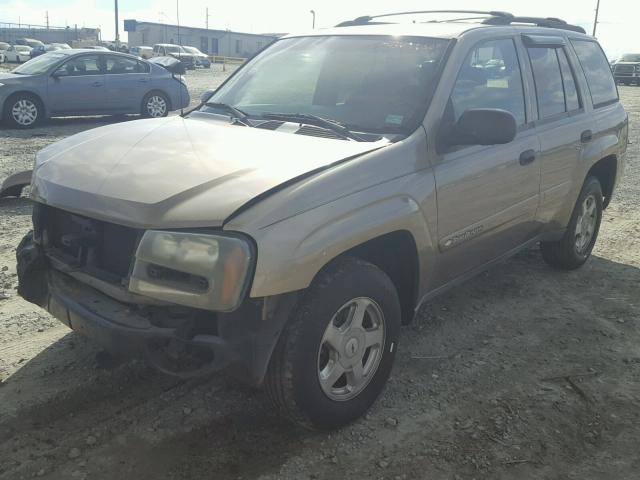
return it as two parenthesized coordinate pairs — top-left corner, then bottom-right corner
(2, 90), (47, 119)
(587, 155), (617, 208)
(334, 231), (420, 325)
(141, 89), (172, 113)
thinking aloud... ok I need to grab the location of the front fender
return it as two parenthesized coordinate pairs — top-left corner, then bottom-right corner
(242, 176), (436, 298)
(225, 126), (435, 299)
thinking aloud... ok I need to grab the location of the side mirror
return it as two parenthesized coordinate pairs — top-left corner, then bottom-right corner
(51, 69), (67, 78)
(200, 89), (216, 104)
(447, 108), (517, 147)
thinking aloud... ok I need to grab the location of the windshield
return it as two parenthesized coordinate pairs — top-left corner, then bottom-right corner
(12, 52), (66, 75)
(205, 35), (449, 134)
(184, 47), (201, 54)
(620, 53), (640, 62)
(16, 46), (31, 53)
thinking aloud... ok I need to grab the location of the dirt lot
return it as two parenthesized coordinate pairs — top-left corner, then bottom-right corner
(0, 64), (639, 480)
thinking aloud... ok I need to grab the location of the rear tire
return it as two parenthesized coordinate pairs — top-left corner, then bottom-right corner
(540, 176), (603, 270)
(265, 257), (401, 430)
(3, 93), (43, 129)
(141, 91), (169, 118)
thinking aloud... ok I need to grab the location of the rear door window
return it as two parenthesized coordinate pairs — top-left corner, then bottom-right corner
(105, 55), (148, 74)
(557, 49), (580, 111)
(571, 39), (618, 107)
(527, 47), (565, 119)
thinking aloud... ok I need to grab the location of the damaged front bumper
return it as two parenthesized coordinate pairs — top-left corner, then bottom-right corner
(17, 231), (295, 384)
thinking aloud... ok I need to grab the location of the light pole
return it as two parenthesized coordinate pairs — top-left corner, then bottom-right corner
(114, 0), (120, 50)
(310, 10), (316, 29)
(593, 0), (601, 36)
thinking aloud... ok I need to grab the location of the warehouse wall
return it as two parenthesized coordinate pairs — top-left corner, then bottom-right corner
(0, 27), (100, 46)
(127, 24), (274, 58)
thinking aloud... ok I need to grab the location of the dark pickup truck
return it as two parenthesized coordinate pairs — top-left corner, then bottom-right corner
(613, 53), (640, 85)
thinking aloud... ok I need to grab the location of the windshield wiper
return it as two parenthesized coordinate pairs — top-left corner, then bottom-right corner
(261, 112), (366, 141)
(204, 102), (252, 126)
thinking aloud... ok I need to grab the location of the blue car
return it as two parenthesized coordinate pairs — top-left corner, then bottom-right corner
(0, 49), (190, 128)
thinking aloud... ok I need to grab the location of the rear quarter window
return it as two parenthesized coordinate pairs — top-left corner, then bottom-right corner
(571, 39), (618, 107)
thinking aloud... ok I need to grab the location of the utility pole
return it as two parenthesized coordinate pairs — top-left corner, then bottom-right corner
(45, 11), (49, 29)
(206, 7), (210, 29)
(176, 0), (180, 45)
(310, 10), (316, 29)
(592, 0), (601, 36)
(114, 0), (120, 49)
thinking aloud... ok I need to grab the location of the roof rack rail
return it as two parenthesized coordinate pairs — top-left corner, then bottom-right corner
(335, 10), (511, 27)
(482, 15), (586, 33)
(335, 10), (587, 34)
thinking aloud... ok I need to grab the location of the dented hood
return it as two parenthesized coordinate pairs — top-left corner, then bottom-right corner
(32, 115), (386, 228)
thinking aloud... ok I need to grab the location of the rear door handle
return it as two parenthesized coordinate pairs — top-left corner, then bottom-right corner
(138, 79), (149, 83)
(91, 81), (103, 87)
(580, 130), (593, 143)
(519, 149), (536, 166)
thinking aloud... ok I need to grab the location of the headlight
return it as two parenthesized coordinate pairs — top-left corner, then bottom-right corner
(0, 83), (4, 87)
(636, 65), (640, 72)
(129, 230), (254, 311)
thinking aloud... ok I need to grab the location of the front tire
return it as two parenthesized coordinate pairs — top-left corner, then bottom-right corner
(3, 93), (43, 128)
(540, 176), (603, 270)
(141, 91), (169, 118)
(265, 257), (401, 430)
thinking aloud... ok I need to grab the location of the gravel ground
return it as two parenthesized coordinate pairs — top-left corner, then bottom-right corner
(0, 64), (639, 480)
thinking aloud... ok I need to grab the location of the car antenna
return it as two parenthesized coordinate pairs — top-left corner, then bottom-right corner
(177, 0), (184, 116)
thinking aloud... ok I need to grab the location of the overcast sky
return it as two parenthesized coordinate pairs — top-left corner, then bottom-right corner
(1, 0), (639, 58)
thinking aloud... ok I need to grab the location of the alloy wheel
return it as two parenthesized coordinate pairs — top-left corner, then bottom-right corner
(11, 99), (38, 126)
(146, 96), (167, 117)
(317, 297), (385, 401)
(575, 193), (598, 254)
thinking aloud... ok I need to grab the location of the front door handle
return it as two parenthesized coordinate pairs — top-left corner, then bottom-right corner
(519, 149), (536, 166)
(91, 81), (103, 87)
(580, 130), (593, 143)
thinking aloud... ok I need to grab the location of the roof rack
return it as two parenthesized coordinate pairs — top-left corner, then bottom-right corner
(335, 10), (511, 27)
(335, 10), (587, 34)
(482, 15), (585, 33)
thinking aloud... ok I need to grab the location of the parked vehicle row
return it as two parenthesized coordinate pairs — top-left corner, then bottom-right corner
(15, 37), (44, 48)
(183, 46), (212, 68)
(15, 11), (627, 429)
(30, 43), (71, 58)
(151, 43), (197, 69)
(0, 49), (190, 127)
(2, 39), (215, 70)
(130, 46), (153, 59)
(146, 43), (211, 68)
(0, 40), (124, 64)
(2, 45), (32, 63)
